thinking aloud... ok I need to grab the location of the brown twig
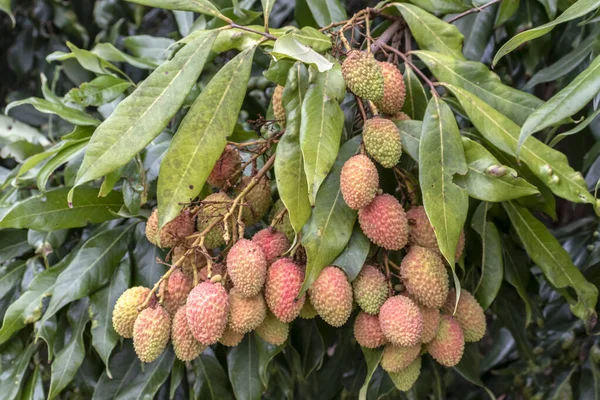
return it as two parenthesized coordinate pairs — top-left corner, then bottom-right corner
(231, 23), (277, 41)
(379, 43), (438, 95)
(447, 0), (502, 23)
(370, 20), (403, 53)
(355, 95), (368, 122)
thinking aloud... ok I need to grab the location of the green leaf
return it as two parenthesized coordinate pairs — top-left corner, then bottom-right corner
(46, 42), (126, 77)
(292, 27), (333, 53)
(263, 59), (296, 86)
(495, 0), (520, 27)
(456, 5), (498, 61)
(0, 261), (27, 299)
(193, 348), (235, 400)
(256, 335), (284, 387)
(272, 35), (334, 73)
(419, 96), (468, 265)
(549, 108), (600, 147)
(37, 140), (88, 192)
(519, 54), (600, 152)
(396, 119), (422, 162)
(5, 98), (100, 127)
(227, 334), (262, 400)
(359, 347), (384, 400)
(22, 364), (45, 400)
(65, 76), (131, 107)
(0, 230), (30, 262)
(0, 342), (37, 399)
(74, 31), (217, 189)
(290, 319), (324, 378)
(157, 46), (255, 229)
(91, 43), (158, 69)
(262, 0), (275, 28)
(406, 0), (472, 14)
(0, 187), (123, 230)
(503, 201), (598, 329)
(402, 68), (428, 120)
(0, 0), (14, 26)
(295, 0), (347, 28)
(454, 343), (496, 400)
(493, 0), (600, 65)
(502, 237), (536, 326)
(332, 224), (370, 281)
(170, 359), (185, 399)
(0, 115), (50, 147)
(132, 224), (167, 287)
(301, 136), (361, 292)
(123, 0), (226, 20)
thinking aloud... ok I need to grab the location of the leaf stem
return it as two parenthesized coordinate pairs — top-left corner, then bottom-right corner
(379, 44), (438, 95)
(230, 23), (277, 41)
(446, 0), (502, 23)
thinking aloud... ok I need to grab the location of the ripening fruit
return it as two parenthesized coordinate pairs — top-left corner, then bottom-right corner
(340, 154), (379, 210)
(400, 246), (448, 309)
(441, 289), (486, 342)
(406, 206), (466, 261)
(133, 305), (171, 363)
(341, 50), (384, 102)
(186, 282), (229, 345)
(363, 118), (402, 168)
(207, 146), (242, 189)
(269, 199), (295, 242)
(256, 312), (289, 345)
(358, 194), (409, 251)
(228, 289), (267, 333)
(308, 266), (353, 327)
(252, 228), (290, 264)
(235, 176), (272, 225)
(145, 209), (195, 248)
(264, 258), (305, 323)
(196, 192), (232, 249)
(273, 85), (286, 126)
(374, 62), (406, 115)
(391, 111), (411, 121)
(219, 325), (244, 347)
(427, 315), (465, 367)
(379, 295), (423, 347)
(381, 343), (421, 373)
(159, 268), (192, 315)
(299, 296), (318, 319)
(172, 305), (205, 361)
(226, 239), (267, 297)
(354, 311), (387, 348)
(389, 357), (422, 392)
(172, 245), (206, 278)
(113, 286), (151, 338)
(353, 265), (388, 315)
(419, 305), (441, 344)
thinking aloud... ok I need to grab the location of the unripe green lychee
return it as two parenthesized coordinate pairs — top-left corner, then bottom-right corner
(269, 199), (295, 242)
(159, 268), (192, 315)
(400, 246), (448, 309)
(427, 315), (464, 367)
(252, 228), (290, 264)
(207, 146), (242, 189)
(419, 305), (440, 344)
(172, 304), (205, 361)
(406, 206), (465, 261)
(228, 289), (266, 333)
(272, 85), (286, 127)
(341, 50), (384, 102)
(441, 289), (486, 342)
(226, 239), (267, 297)
(219, 324), (244, 347)
(146, 209), (195, 248)
(299, 296), (318, 319)
(133, 305), (171, 363)
(264, 258), (305, 323)
(112, 286), (151, 338)
(340, 154), (379, 210)
(379, 295), (423, 347)
(354, 311), (387, 348)
(235, 176), (272, 225)
(389, 357), (421, 391)
(363, 118), (402, 168)
(374, 62), (406, 115)
(352, 265), (388, 315)
(186, 282), (229, 345)
(196, 192), (232, 249)
(381, 343), (421, 373)
(308, 266), (353, 327)
(172, 245), (206, 278)
(358, 194), (409, 251)
(256, 312), (289, 345)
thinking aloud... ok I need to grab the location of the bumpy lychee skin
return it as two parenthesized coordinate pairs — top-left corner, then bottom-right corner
(299, 296), (318, 319)
(389, 356), (422, 392)
(146, 209), (195, 248)
(172, 305), (205, 361)
(228, 289), (267, 334)
(363, 118), (402, 168)
(427, 315), (465, 367)
(252, 228), (290, 264)
(381, 343), (421, 373)
(379, 295), (423, 347)
(400, 246), (448, 309)
(419, 305), (441, 344)
(272, 85), (286, 127)
(441, 289), (486, 342)
(407, 206), (466, 261)
(341, 50), (384, 102)
(186, 282), (229, 345)
(353, 265), (388, 315)
(269, 200), (295, 242)
(133, 305), (171, 363)
(375, 62), (406, 115)
(207, 146), (242, 189)
(391, 111), (411, 121)
(219, 325), (244, 347)
(159, 268), (193, 315)
(340, 154), (379, 210)
(358, 194), (409, 251)
(196, 192), (232, 249)
(308, 266), (353, 327)
(256, 312), (289, 345)
(264, 258), (305, 323)
(235, 176), (272, 225)
(354, 311), (387, 348)
(113, 286), (151, 338)
(227, 239), (267, 297)
(172, 245), (206, 278)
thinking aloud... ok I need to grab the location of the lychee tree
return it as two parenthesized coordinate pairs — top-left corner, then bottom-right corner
(1, 0), (600, 398)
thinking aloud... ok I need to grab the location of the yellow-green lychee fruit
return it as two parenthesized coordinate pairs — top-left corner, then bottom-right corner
(145, 208), (195, 248)
(219, 324), (244, 347)
(391, 111), (411, 121)
(363, 118), (402, 168)
(400, 246), (448, 309)
(269, 199), (295, 242)
(159, 268), (192, 315)
(226, 239), (267, 297)
(419, 305), (440, 344)
(341, 50), (384, 102)
(186, 282), (229, 345)
(256, 312), (289, 345)
(207, 146), (242, 189)
(273, 85), (286, 127)
(352, 265), (388, 315)
(133, 305), (171, 363)
(228, 288), (266, 334)
(308, 266), (353, 327)
(381, 343), (421, 373)
(374, 62), (406, 115)
(379, 295), (423, 347)
(172, 245), (207, 278)
(406, 206), (465, 261)
(196, 192), (232, 249)
(358, 194), (409, 251)
(389, 356), (422, 391)
(265, 258), (306, 323)
(340, 154), (379, 210)
(172, 304), (205, 361)
(427, 315), (465, 367)
(252, 227), (290, 264)
(112, 286), (151, 338)
(354, 311), (387, 348)
(299, 296), (318, 319)
(441, 289), (486, 342)
(234, 176), (272, 225)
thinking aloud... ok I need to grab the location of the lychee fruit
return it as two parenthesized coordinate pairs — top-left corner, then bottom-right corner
(252, 228), (290, 264)
(352, 265), (388, 315)
(441, 289), (486, 342)
(381, 343), (421, 373)
(228, 289), (267, 333)
(341, 50), (384, 102)
(272, 85), (286, 127)
(226, 239), (267, 297)
(186, 282), (229, 345)
(112, 286), (151, 338)
(146, 208), (195, 248)
(308, 266), (353, 327)
(362, 118), (402, 168)
(207, 146), (242, 189)
(419, 305), (440, 344)
(379, 295), (423, 347)
(299, 296), (318, 319)
(159, 268), (192, 315)
(235, 176), (272, 225)
(172, 304), (205, 361)
(354, 311), (387, 348)
(198, 262), (225, 282)
(196, 192), (232, 249)
(256, 312), (289, 346)
(264, 258), (305, 323)
(400, 246), (448, 309)
(133, 305), (171, 363)
(427, 315), (465, 367)
(407, 206), (465, 261)
(219, 325), (244, 347)
(389, 356), (421, 391)
(391, 111), (411, 121)
(269, 199), (295, 241)
(358, 194), (409, 251)
(340, 154), (379, 210)
(172, 245), (206, 278)
(374, 62), (406, 115)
